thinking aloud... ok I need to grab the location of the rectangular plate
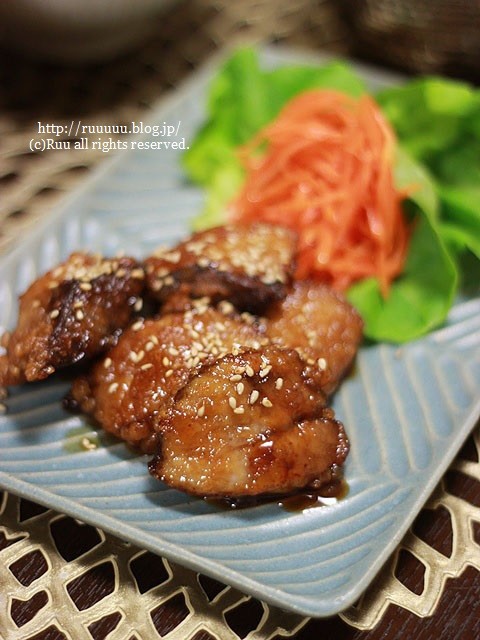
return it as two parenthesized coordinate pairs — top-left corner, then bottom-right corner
(0, 46), (479, 618)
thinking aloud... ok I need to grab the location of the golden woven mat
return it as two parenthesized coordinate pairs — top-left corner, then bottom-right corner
(341, 425), (480, 629)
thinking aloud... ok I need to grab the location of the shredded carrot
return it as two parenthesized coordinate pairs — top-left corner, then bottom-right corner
(229, 89), (411, 296)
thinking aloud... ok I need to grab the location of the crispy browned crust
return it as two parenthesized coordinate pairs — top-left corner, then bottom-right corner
(149, 346), (348, 498)
(0, 252), (145, 385)
(66, 303), (269, 453)
(144, 223), (297, 313)
(262, 280), (363, 396)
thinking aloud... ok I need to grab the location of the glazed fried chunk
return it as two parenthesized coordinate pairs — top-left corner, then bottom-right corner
(263, 281), (363, 396)
(0, 252), (145, 385)
(66, 303), (268, 453)
(144, 223), (296, 313)
(149, 346), (347, 498)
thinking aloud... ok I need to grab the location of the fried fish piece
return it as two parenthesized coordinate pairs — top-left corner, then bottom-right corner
(0, 253), (145, 385)
(149, 346), (347, 498)
(144, 223), (296, 313)
(66, 303), (268, 453)
(262, 281), (363, 396)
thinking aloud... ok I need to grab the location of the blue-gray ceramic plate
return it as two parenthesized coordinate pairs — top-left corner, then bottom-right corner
(0, 46), (479, 618)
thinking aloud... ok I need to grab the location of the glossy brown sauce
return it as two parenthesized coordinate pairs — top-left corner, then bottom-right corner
(279, 477), (349, 511)
(207, 476), (349, 512)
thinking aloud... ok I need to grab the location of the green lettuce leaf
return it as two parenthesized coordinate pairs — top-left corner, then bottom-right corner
(377, 77), (480, 268)
(438, 185), (480, 259)
(376, 77), (479, 161)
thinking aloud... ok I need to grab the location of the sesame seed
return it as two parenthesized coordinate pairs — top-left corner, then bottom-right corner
(162, 356), (170, 367)
(197, 404), (205, 417)
(116, 268), (127, 278)
(132, 320), (144, 331)
(262, 397), (273, 408)
(249, 389), (259, 404)
(259, 365), (272, 377)
(80, 282), (92, 291)
(234, 365), (246, 375)
(81, 436), (97, 451)
(219, 301), (234, 315)
(228, 397), (237, 409)
(261, 274), (277, 285)
(168, 347), (179, 356)
(152, 280), (163, 291)
(275, 377), (284, 390)
(234, 407), (245, 414)
(141, 363), (153, 370)
(236, 382), (245, 395)
(164, 276), (174, 286)
(165, 369), (173, 378)
(108, 382), (119, 393)
(73, 300), (84, 309)
(131, 268), (145, 279)
(193, 296), (211, 309)
(163, 251), (181, 264)
(75, 310), (84, 321)
(104, 357), (112, 368)
(245, 365), (255, 377)
(134, 298), (143, 312)
(317, 358), (327, 370)
(145, 341), (154, 352)
(50, 309), (59, 319)
(130, 350), (144, 363)
(149, 335), (159, 345)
